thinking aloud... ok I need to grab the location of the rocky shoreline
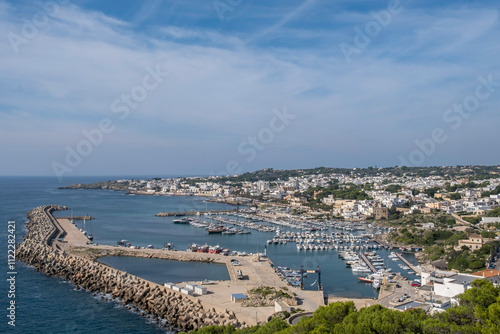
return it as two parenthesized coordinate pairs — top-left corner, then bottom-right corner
(16, 205), (242, 332)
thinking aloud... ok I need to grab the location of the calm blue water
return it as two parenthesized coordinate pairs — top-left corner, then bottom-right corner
(0, 176), (420, 333)
(98, 256), (230, 284)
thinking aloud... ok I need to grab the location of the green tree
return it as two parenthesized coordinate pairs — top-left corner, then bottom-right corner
(311, 301), (356, 332)
(481, 231), (497, 238)
(424, 187), (441, 197)
(458, 279), (500, 311)
(385, 184), (402, 193)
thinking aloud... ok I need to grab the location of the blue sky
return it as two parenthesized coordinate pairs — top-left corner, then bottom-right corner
(1, 0), (499, 178)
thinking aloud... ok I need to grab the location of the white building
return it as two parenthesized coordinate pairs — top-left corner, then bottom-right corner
(421, 271), (495, 300)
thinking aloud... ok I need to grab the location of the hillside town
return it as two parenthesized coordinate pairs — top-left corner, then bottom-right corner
(102, 166), (500, 224)
(58, 165), (500, 328)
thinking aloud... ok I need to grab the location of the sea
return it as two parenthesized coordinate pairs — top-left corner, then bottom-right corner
(0, 176), (420, 333)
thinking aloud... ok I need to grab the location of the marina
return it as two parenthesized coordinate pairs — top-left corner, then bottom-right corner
(32, 206), (325, 326)
(10, 179), (423, 331)
(62, 200), (421, 299)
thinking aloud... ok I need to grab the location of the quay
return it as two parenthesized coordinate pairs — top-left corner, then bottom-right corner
(359, 252), (376, 273)
(57, 215), (95, 220)
(156, 209), (238, 217)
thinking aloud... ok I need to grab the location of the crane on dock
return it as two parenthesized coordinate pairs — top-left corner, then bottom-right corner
(300, 266), (322, 291)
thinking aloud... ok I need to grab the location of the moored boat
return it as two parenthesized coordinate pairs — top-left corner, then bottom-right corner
(208, 226), (225, 234)
(173, 217), (191, 224)
(357, 275), (374, 283)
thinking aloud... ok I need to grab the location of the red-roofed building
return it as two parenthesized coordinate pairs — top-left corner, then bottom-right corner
(472, 269), (500, 283)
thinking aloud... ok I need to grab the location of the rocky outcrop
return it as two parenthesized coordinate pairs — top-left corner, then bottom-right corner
(16, 206), (241, 332)
(242, 287), (297, 308)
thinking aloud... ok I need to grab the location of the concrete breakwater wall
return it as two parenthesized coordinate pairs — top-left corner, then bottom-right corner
(16, 206), (242, 332)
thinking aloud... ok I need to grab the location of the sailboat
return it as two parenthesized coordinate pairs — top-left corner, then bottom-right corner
(82, 218), (93, 241)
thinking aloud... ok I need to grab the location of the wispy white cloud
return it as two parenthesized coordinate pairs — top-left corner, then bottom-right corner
(245, 0), (317, 43)
(0, 0), (499, 176)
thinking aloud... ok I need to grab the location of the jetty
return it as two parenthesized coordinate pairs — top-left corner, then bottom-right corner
(359, 252), (377, 273)
(156, 209), (238, 217)
(395, 253), (421, 275)
(57, 215), (95, 220)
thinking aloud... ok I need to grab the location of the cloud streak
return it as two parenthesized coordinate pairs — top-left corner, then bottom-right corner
(0, 0), (499, 176)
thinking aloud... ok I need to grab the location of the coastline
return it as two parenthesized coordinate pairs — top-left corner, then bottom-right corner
(60, 183), (244, 206)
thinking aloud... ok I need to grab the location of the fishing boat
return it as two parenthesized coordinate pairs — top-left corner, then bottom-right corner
(208, 226), (225, 234)
(358, 275), (374, 283)
(197, 244), (209, 253)
(208, 245), (222, 254)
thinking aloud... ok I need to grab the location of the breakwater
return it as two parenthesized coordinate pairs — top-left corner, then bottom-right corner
(16, 205), (242, 332)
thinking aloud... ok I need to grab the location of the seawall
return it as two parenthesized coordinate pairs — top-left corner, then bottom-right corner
(16, 205), (242, 332)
